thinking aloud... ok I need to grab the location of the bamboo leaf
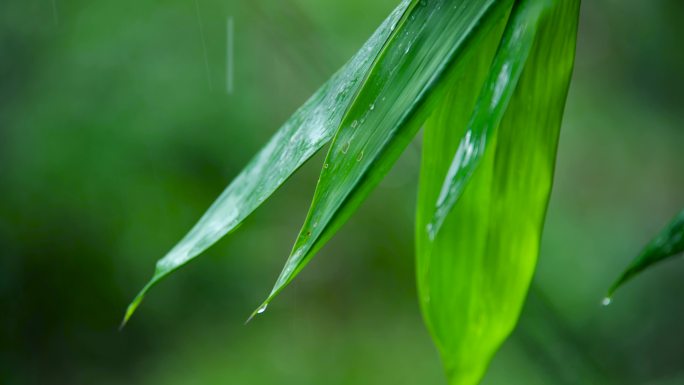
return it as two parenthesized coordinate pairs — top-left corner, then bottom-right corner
(426, 0), (548, 239)
(416, 1), (580, 384)
(252, 0), (516, 318)
(606, 209), (684, 300)
(122, 0), (412, 326)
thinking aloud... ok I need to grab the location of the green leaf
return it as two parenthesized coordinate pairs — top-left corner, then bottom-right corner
(426, 0), (549, 239)
(122, 0), (412, 326)
(606, 209), (684, 300)
(416, 0), (580, 384)
(252, 0), (516, 318)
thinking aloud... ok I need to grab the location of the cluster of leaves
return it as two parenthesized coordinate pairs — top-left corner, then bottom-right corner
(118, 0), (650, 384)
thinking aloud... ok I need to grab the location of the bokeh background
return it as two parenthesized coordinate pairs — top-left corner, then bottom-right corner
(1, 0), (683, 384)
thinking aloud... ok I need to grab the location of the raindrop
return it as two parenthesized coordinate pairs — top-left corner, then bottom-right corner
(601, 297), (612, 306)
(257, 304), (268, 314)
(351, 120), (359, 129)
(341, 142), (350, 154)
(323, 163), (329, 169)
(357, 150), (364, 162)
(369, 103), (375, 111)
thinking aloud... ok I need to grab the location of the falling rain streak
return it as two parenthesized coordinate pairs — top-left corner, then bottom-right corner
(50, 0), (59, 25)
(195, 0), (213, 91)
(226, 16), (234, 94)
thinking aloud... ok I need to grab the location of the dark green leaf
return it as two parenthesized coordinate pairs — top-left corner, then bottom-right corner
(123, 0), (411, 326)
(606, 209), (684, 300)
(252, 0), (516, 318)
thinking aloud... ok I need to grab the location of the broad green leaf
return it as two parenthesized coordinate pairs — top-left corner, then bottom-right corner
(606, 209), (684, 300)
(416, 1), (580, 384)
(426, 0), (549, 238)
(253, 0), (516, 317)
(123, 0), (411, 325)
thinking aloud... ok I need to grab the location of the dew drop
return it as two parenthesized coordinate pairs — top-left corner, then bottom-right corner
(323, 163), (329, 169)
(341, 142), (350, 154)
(351, 120), (359, 129)
(601, 297), (612, 306)
(369, 103), (375, 111)
(257, 304), (268, 314)
(357, 150), (364, 162)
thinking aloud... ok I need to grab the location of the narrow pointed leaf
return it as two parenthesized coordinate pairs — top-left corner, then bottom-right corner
(123, 0), (411, 325)
(416, 1), (580, 384)
(607, 209), (684, 299)
(254, 0), (516, 315)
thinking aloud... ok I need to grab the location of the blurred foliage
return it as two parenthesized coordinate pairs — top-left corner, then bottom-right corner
(0, 0), (682, 384)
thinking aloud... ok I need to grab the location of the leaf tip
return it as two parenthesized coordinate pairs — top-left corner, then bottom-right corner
(120, 291), (146, 330)
(244, 302), (269, 325)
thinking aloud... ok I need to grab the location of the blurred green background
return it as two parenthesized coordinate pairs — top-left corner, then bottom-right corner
(1, 0), (683, 384)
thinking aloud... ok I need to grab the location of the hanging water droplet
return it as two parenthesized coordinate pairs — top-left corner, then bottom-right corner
(341, 142), (350, 154)
(601, 297), (612, 306)
(257, 304), (268, 314)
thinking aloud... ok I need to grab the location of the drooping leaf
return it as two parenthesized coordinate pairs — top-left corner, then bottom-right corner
(416, 1), (580, 384)
(606, 209), (684, 299)
(253, 0), (516, 317)
(123, 0), (412, 325)
(426, 0), (549, 239)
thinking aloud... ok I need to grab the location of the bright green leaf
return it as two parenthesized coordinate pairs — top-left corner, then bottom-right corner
(253, 0), (516, 317)
(123, 0), (412, 326)
(426, 0), (550, 238)
(607, 209), (684, 300)
(416, 1), (580, 384)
